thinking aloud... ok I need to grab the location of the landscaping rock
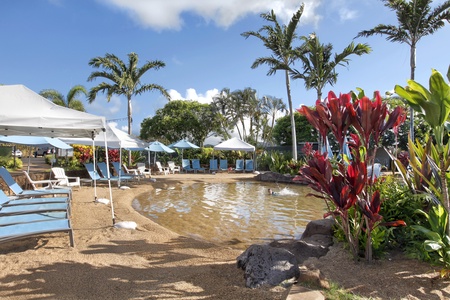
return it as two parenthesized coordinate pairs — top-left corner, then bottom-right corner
(236, 244), (300, 288)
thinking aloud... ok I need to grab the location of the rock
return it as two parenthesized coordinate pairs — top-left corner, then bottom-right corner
(237, 244), (300, 288)
(301, 218), (334, 239)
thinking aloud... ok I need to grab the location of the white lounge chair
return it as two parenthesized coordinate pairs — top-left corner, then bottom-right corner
(167, 161), (180, 174)
(156, 161), (170, 175)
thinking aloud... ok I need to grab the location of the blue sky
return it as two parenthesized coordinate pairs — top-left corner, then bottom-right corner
(1, 0), (449, 136)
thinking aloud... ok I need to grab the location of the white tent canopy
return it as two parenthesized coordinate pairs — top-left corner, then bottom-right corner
(0, 136), (72, 149)
(213, 137), (255, 152)
(0, 85), (105, 138)
(60, 123), (147, 150)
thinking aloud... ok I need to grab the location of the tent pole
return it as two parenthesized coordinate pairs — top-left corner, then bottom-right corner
(103, 130), (115, 225)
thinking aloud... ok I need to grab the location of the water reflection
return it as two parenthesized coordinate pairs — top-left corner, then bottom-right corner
(132, 182), (326, 249)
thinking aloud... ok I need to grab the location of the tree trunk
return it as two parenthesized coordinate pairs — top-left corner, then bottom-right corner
(127, 96), (132, 166)
(285, 70), (297, 160)
(409, 44), (416, 141)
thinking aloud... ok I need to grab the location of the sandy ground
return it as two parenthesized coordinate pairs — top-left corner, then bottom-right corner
(0, 172), (290, 300)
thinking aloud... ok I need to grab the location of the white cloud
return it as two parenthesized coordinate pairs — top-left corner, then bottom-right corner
(87, 95), (123, 119)
(168, 88), (219, 104)
(98, 0), (324, 30)
(338, 8), (358, 21)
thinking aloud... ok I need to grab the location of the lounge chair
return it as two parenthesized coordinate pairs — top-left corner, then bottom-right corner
(0, 218), (74, 247)
(0, 167), (71, 200)
(244, 159), (254, 173)
(182, 159), (194, 173)
(235, 159), (244, 172)
(0, 189), (68, 206)
(111, 162), (141, 181)
(97, 162), (133, 183)
(167, 161), (180, 174)
(84, 163), (108, 183)
(191, 159), (205, 173)
(209, 159), (218, 173)
(136, 163), (151, 178)
(0, 190), (70, 216)
(219, 159), (228, 172)
(51, 167), (80, 188)
(122, 164), (145, 179)
(0, 211), (68, 226)
(155, 161), (170, 175)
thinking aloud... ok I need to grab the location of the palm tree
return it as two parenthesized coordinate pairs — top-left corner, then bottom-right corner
(291, 33), (372, 101)
(87, 52), (170, 136)
(40, 85), (87, 112)
(356, 0), (450, 140)
(241, 4), (305, 160)
(260, 96), (287, 146)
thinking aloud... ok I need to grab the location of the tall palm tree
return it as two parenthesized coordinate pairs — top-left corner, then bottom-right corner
(241, 4), (305, 160)
(356, 0), (450, 140)
(40, 85), (87, 112)
(87, 52), (170, 136)
(261, 96), (287, 146)
(291, 33), (372, 101)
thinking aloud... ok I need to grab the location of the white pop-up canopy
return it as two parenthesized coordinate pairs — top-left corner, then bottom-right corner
(213, 137), (255, 152)
(0, 85), (106, 138)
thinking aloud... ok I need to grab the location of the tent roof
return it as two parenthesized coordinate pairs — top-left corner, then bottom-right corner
(60, 123), (147, 150)
(213, 137), (255, 152)
(0, 136), (72, 149)
(0, 85), (105, 138)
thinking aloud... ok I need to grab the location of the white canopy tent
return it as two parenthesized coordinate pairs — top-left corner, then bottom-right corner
(0, 85), (122, 226)
(213, 137), (256, 170)
(213, 137), (255, 152)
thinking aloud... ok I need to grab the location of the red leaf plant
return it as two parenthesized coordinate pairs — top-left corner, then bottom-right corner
(298, 90), (406, 261)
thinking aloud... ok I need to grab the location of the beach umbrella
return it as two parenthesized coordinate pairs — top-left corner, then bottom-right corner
(145, 141), (175, 165)
(321, 136), (333, 159)
(169, 139), (200, 161)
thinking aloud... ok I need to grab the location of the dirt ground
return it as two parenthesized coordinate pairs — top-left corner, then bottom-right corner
(0, 171), (449, 299)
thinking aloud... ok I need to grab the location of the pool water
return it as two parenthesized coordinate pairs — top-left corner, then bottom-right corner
(132, 181), (327, 249)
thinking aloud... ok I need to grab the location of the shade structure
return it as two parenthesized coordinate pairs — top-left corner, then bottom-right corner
(146, 141), (175, 165)
(146, 141), (175, 153)
(213, 137), (255, 152)
(169, 139), (200, 150)
(0, 85), (105, 138)
(0, 136), (72, 149)
(169, 139), (200, 161)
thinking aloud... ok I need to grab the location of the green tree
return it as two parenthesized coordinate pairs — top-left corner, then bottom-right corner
(140, 100), (222, 146)
(272, 112), (316, 146)
(211, 88), (236, 140)
(241, 4), (305, 160)
(40, 85), (87, 112)
(87, 52), (170, 135)
(356, 0), (450, 140)
(291, 33), (372, 101)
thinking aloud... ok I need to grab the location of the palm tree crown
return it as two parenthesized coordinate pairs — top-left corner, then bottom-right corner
(356, 0), (450, 140)
(40, 85), (87, 112)
(87, 52), (170, 135)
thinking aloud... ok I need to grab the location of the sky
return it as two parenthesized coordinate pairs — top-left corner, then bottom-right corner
(1, 0), (449, 137)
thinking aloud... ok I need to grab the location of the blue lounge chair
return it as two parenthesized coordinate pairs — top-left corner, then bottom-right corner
(0, 167), (72, 200)
(111, 162), (140, 181)
(84, 163), (108, 182)
(0, 190), (69, 216)
(0, 218), (74, 247)
(219, 159), (228, 172)
(97, 162), (133, 185)
(235, 159), (244, 172)
(209, 159), (218, 173)
(245, 159), (254, 173)
(191, 159), (205, 173)
(0, 189), (68, 206)
(0, 211), (68, 226)
(182, 159), (194, 173)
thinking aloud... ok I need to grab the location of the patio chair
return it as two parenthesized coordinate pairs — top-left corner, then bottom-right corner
(209, 159), (218, 173)
(235, 159), (244, 172)
(167, 161), (180, 174)
(111, 162), (141, 181)
(0, 211), (68, 226)
(0, 218), (74, 247)
(51, 167), (80, 188)
(191, 159), (205, 173)
(0, 167), (71, 200)
(182, 159), (194, 173)
(136, 163), (151, 178)
(97, 162), (133, 183)
(244, 159), (254, 173)
(155, 161), (170, 175)
(219, 159), (228, 172)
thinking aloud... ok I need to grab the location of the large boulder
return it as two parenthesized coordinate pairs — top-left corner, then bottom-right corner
(236, 244), (300, 288)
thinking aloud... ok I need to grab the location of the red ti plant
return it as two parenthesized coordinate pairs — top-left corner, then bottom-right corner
(299, 90), (406, 261)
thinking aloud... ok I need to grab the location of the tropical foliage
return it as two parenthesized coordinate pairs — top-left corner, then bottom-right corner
(298, 91), (407, 261)
(40, 85), (87, 112)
